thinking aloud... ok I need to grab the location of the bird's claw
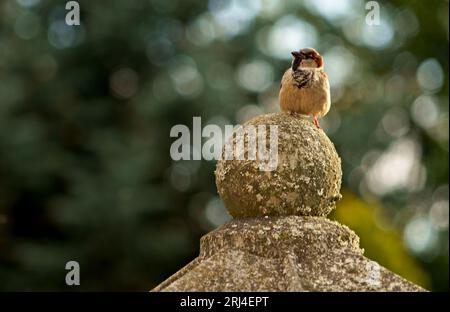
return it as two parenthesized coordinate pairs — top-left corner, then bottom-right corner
(313, 116), (321, 129)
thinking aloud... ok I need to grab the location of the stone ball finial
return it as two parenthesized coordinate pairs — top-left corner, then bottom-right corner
(215, 112), (342, 218)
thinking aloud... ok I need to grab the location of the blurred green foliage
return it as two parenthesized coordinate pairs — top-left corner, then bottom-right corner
(0, 0), (448, 291)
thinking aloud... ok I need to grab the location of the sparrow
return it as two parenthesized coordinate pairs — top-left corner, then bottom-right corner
(279, 48), (330, 129)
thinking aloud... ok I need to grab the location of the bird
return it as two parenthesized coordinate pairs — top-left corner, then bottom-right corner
(279, 48), (330, 129)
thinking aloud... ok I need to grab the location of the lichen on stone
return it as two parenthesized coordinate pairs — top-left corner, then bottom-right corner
(152, 216), (425, 292)
(215, 112), (342, 218)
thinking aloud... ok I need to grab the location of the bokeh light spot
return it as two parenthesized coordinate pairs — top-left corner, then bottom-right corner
(404, 217), (438, 256)
(237, 60), (273, 92)
(411, 95), (439, 129)
(264, 15), (317, 60)
(416, 58), (444, 93)
(110, 68), (139, 100)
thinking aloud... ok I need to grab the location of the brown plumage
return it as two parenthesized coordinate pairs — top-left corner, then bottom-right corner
(279, 48), (330, 128)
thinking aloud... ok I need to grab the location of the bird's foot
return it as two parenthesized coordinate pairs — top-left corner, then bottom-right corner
(313, 116), (321, 129)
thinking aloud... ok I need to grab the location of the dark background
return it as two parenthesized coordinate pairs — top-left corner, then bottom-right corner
(0, 0), (448, 291)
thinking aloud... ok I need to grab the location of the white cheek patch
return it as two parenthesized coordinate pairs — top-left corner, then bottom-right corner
(300, 59), (318, 68)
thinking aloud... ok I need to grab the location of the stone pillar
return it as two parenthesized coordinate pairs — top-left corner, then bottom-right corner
(152, 113), (425, 292)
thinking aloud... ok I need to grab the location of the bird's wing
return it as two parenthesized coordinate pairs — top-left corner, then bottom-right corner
(291, 69), (314, 89)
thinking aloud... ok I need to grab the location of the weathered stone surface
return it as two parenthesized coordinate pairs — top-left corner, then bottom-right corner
(152, 216), (425, 292)
(215, 113), (342, 218)
(153, 112), (425, 292)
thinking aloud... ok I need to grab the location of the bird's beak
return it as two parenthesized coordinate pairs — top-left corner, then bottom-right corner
(291, 51), (302, 58)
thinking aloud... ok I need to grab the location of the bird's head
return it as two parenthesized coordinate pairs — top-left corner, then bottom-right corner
(291, 48), (324, 70)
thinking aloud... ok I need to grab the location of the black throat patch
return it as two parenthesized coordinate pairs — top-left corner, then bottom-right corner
(292, 69), (314, 89)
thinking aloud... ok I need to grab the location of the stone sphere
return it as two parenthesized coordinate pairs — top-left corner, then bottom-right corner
(215, 113), (342, 218)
